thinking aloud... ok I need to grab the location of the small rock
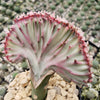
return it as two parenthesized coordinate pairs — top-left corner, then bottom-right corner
(20, 78), (29, 87)
(67, 93), (73, 98)
(46, 89), (56, 100)
(74, 89), (79, 95)
(61, 88), (67, 96)
(4, 92), (14, 100)
(54, 74), (63, 81)
(59, 81), (66, 88)
(22, 97), (32, 100)
(72, 94), (79, 100)
(65, 84), (70, 90)
(0, 70), (4, 78)
(14, 63), (23, 71)
(47, 86), (53, 89)
(4, 74), (13, 83)
(54, 94), (66, 100)
(68, 88), (74, 93)
(25, 82), (32, 96)
(15, 93), (22, 100)
(48, 77), (57, 86)
(54, 86), (61, 94)
(7, 64), (14, 72)
(9, 79), (17, 87)
(8, 89), (17, 95)
(18, 90), (27, 98)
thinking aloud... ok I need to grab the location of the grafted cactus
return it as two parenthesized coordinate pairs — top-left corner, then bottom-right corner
(4, 11), (92, 100)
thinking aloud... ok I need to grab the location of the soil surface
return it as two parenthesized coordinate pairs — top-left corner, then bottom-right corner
(4, 71), (78, 100)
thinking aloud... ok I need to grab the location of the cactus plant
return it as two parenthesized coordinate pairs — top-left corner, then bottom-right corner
(86, 88), (98, 99)
(88, 16), (93, 20)
(6, 9), (12, 16)
(7, 20), (13, 25)
(87, 2), (92, 7)
(95, 5), (100, 11)
(58, 8), (64, 13)
(1, 7), (6, 13)
(63, 4), (68, 9)
(7, 2), (13, 8)
(50, 5), (56, 10)
(93, 59), (99, 69)
(80, 12), (85, 16)
(55, 1), (60, 6)
(0, 26), (3, 32)
(90, 0), (95, 2)
(4, 11), (92, 100)
(1, 1), (7, 7)
(91, 11), (96, 15)
(73, 7), (78, 12)
(97, 17), (100, 23)
(82, 25), (88, 31)
(92, 31), (97, 36)
(79, 0), (84, 4)
(68, 1), (73, 5)
(0, 17), (4, 22)
(83, 6), (88, 11)
(85, 21), (90, 26)
(77, 17), (82, 22)
(68, 12), (73, 17)
(95, 25), (100, 30)
(76, 3), (81, 7)
(14, 6), (20, 13)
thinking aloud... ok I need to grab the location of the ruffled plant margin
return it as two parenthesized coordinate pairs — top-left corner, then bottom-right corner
(4, 11), (92, 100)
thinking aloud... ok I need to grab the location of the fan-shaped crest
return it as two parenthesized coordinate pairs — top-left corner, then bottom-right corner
(4, 11), (92, 86)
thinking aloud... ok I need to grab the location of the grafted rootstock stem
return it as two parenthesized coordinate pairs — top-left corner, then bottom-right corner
(31, 70), (54, 100)
(4, 11), (92, 100)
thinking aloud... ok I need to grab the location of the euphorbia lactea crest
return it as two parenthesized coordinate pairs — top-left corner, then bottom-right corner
(4, 11), (92, 100)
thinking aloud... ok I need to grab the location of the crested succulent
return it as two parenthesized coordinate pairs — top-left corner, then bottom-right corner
(4, 11), (92, 100)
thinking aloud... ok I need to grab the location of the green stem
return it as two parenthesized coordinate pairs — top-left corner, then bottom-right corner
(31, 74), (53, 100)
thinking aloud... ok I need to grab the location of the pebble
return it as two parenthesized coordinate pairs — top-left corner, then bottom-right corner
(14, 63), (23, 71)
(0, 70), (4, 78)
(46, 89), (56, 100)
(61, 88), (67, 96)
(53, 86), (61, 94)
(7, 64), (14, 72)
(4, 92), (14, 100)
(4, 74), (13, 83)
(59, 81), (66, 87)
(54, 94), (66, 100)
